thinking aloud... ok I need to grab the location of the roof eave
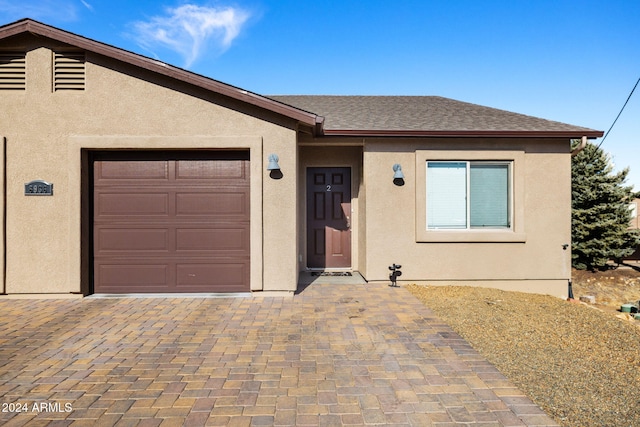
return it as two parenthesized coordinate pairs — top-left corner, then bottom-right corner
(322, 129), (605, 138)
(0, 19), (321, 132)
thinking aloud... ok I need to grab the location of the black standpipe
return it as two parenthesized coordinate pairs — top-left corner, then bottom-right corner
(567, 279), (574, 300)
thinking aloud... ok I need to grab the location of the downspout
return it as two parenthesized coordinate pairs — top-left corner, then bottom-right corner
(1, 137), (5, 295)
(570, 136), (588, 157)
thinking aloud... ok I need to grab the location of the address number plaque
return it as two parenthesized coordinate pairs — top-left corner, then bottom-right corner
(24, 180), (53, 196)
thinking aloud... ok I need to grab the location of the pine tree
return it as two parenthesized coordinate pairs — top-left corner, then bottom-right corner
(571, 141), (640, 270)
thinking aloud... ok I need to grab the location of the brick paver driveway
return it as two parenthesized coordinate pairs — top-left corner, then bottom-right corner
(0, 283), (558, 426)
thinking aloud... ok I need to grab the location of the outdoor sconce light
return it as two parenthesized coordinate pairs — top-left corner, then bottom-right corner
(393, 163), (405, 186)
(267, 154), (280, 171)
(267, 154), (283, 179)
(393, 163), (404, 179)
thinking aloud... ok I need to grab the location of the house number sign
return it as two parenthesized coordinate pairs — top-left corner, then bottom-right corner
(24, 180), (53, 196)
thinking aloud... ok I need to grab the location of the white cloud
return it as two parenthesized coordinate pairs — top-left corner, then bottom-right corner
(131, 4), (250, 68)
(80, 0), (94, 12)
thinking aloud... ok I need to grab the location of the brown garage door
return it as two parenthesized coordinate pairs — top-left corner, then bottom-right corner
(92, 151), (250, 293)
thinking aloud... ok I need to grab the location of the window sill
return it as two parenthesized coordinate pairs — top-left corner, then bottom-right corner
(417, 230), (526, 243)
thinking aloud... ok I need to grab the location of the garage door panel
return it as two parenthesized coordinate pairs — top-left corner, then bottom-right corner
(95, 228), (170, 252)
(176, 192), (249, 217)
(93, 151), (250, 294)
(176, 262), (248, 292)
(175, 159), (248, 180)
(95, 264), (170, 292)
(176, 226), (249, 252)
(96, 160), (169, 181)
(96, 193), (170, 217)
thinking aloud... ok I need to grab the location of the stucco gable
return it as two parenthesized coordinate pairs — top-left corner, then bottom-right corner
(0, 18), (322, 134)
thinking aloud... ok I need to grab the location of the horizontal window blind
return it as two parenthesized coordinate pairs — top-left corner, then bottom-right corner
(427, 161), (511, 230)
(470, 163), (509, 228)
(427, 162), (467, 229)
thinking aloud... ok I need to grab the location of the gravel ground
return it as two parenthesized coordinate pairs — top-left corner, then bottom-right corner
(407, 284), (640, 427)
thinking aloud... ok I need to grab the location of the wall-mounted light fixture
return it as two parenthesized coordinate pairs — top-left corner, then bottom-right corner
(393, 163), (405, 186)
(393, 164), (404, 179)
(267, 154), (283, 179)
(267, 154), (280, 171)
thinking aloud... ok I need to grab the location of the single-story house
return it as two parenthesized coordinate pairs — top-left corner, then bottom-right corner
(0, 19), (603, 298)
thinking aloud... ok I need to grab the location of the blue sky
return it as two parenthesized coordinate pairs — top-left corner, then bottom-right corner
(1, 1), (639, 189)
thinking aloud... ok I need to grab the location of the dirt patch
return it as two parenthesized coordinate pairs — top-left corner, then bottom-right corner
(407, 277), (640, 427)
(572, 263), (640, 311)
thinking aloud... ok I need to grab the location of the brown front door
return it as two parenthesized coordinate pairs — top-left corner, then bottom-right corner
(307, 167), (351, 268)
(92, 151), (250, 293)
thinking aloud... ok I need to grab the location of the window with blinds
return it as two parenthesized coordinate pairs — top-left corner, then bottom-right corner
(427, 161), (511, 229)
(0, 52), (26, 90)
(53, 51), (85, 91)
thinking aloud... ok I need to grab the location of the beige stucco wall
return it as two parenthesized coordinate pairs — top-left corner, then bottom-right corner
(292, 136), (573, 296)
(624, 199), (640, 261)
(360, 138), (572, 296)
(0, 37), (299, 295)
(630, 199), (639, 229)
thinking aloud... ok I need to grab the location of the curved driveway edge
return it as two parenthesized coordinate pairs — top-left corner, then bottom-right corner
(0, 283), (558, 426)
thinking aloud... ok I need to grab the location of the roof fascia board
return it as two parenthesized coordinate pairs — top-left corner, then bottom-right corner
(322, 129), (604, 138)
(0, 19), (321, 132)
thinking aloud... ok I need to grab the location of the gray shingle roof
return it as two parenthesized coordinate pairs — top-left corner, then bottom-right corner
(268, 95), (602, 137)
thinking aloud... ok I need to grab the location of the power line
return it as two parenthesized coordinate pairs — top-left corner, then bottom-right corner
(596, 77), (640, 150)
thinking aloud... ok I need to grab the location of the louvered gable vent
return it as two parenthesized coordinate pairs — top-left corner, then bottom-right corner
(54, 51), (85, 91)
(0, 52), (26, 90)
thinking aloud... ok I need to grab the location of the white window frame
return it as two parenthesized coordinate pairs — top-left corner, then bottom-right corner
(415, 150), (526, 243)
(426, 160), (512, 230)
